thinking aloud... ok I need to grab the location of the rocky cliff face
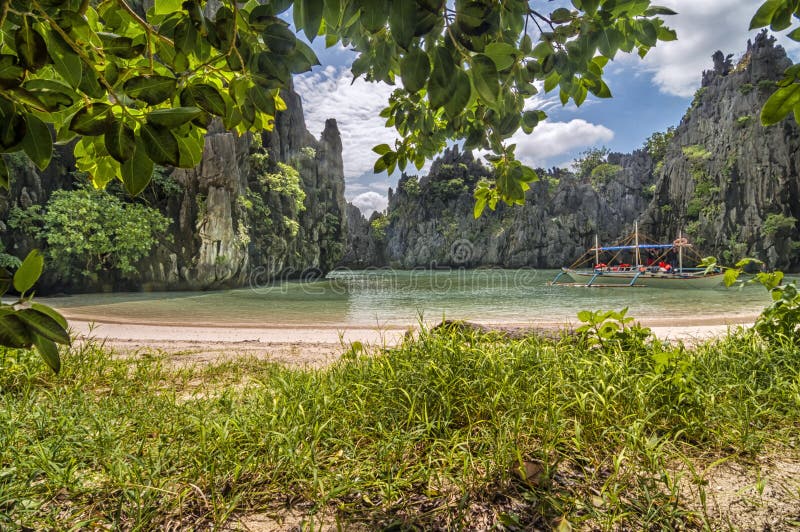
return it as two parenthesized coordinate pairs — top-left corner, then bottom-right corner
(340, 146), (656, 269)
(641, 32), (800, 270)
(0, 84), (347, 293)
(342, 32), (800, 272)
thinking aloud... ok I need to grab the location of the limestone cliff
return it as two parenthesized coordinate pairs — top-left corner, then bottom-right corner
(340, 146), (656, 269)
(641, 32), (800, 270)
(0, 84), (347, 293)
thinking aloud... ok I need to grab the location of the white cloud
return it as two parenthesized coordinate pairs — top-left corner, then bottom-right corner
(350, 191), (388, 215)
(637, 0), (800, 97)
(294, 67), (398, 179)
(509, 119), (614, 168)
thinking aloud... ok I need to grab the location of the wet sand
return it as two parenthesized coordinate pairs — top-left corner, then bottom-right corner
(65, 312), (758, 369)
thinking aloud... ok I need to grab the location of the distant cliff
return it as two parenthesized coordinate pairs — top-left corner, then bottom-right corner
(340, 146), (656, 269)
(342, 32), (800, 272)
(0, 84), (347, 293)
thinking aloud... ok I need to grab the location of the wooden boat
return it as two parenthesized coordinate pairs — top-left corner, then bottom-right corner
(552, 224), (724, 289)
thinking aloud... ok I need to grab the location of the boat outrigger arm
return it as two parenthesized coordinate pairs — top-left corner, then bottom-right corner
(551, 224), (724, 289)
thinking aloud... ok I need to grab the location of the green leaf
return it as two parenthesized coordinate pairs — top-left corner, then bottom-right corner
(297, 0), (324, 41)
(124, 75), (178, 105)
(372, 143), (391, 155)
(400, 49), (431, 93)
(154, 0), (183, 15)
(444, 70), (471, 118)
(121, 137), (154, 196)
(21, 114), (53, 171)
(181, 84), (227, 117)
(360, 0), (389, 33)
(23, 79), (77, 110)
(248, 86), (276, 115)
(723, 268), (739, 287)
(176, 130), (204, 168)
(31, 302), (68, 329)
(47, 34), (82, 88)
(761, 83), (800, 125)
(429, 47), (455, 109)
(484, 42), (517, 71)
(0, 54), (25, 90)
(105, 120), (136, 163)
(146, 107), (203, 128)
(550, 7), (573, 23)
(0, 314), (32, 348)
(389, 0), (416, 49)
(598, 27), (622, 58)
(520, 111), (541, 134)
(140, 124), (180, 166)
(263, 22), (297, 54)
(645, 6), (678, 16)
(750, 0), (782, 30)
(13, 249), (44, 295)
(33, 334), (60, 374)
(16, 309), (70, 345)
(0, 112), (27, 151)
(69, 103), (113, 136)
(78, 63), (105, 99)
(99, 32), (145, 59)
(472, 54), (499, 104)
(15, 17), (49, 71)
(473, 194), (487, 218)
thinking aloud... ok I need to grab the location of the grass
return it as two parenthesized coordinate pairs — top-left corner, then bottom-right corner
(1, 322), (799, 530)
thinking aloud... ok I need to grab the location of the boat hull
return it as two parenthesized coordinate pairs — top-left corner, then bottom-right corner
(562, 269), (723, 289)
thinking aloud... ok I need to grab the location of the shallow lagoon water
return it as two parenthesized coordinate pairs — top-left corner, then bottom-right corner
(43, 269), (774, 327)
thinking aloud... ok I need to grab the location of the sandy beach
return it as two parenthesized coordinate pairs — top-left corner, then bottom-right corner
(64, 312), (758, 368)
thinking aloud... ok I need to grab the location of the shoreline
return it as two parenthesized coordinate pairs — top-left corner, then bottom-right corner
(66, 313), (758, 368)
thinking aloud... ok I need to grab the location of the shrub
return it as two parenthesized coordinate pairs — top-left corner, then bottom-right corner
(12, 187), (170, 280)
(681, 144), (712, 161)
(260, 162), (306, 213)
(590, 163), (622, 186)
(763, 213), (797, 237)
(370, 215), (390, 242)
(738, 83), (753, 95)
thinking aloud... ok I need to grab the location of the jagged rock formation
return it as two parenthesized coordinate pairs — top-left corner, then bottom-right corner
(0, 84), (347, 293)
(641, 31), (800, 270)
(340, 146), (656, 268)
(342, 32), (800, 272)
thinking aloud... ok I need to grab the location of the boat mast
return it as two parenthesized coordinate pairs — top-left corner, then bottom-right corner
(678, 229), (683, 273)
(634, 222), (641, 267)
(595, 234), (599, 266)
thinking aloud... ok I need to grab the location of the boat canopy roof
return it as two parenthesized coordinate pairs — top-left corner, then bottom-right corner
(591, 244), (675, 251)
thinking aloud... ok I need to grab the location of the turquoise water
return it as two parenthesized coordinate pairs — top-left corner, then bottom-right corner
(42, 269), (774, 327)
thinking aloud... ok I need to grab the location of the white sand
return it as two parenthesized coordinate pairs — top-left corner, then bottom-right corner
(64, 312), (756, 369)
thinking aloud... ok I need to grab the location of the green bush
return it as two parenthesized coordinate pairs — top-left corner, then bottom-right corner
(681, 144), (712, 161)
(590, 163), (623, 186)
(11, 187), (170, 280)
(259, 162), (306, 213)
(763, 213), (797, 237)
(370, 214), (390, 242)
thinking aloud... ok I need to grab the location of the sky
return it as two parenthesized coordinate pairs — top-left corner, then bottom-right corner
(292, 1), (800, 215)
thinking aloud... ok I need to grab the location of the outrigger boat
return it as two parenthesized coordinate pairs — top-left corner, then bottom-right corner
(552, 223), (724, 289)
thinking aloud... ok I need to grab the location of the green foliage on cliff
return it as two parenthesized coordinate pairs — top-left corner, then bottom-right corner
(574, 147), (611, 179)
(590, 162), (623, 186)
(9, 187), (170, 280)
(644, 126), (675, 162)
(763, 213), (797, 236)
(261, 162), (306, 214)
(370, 215), (390, 243)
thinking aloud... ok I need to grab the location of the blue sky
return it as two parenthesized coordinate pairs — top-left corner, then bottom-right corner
(291, 1), (800, 214)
